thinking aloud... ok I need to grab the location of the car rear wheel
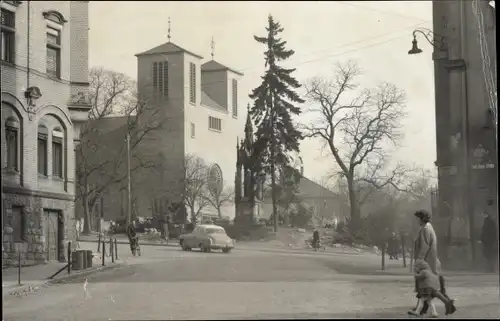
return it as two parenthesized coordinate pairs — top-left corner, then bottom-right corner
(180, 239), (190, 251)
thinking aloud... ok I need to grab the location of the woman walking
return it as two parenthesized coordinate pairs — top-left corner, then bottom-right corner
(409, 210), (456, 316)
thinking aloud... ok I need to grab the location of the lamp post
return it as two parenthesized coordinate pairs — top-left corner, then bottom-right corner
(407, 28), (447, 55)
(407, 19), (475, 267)
(126, 132), (132, 225)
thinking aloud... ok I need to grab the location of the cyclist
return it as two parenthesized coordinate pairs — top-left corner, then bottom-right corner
(127, 221), (138, 255)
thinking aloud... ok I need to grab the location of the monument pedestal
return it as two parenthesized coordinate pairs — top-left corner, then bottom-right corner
(235, 197), (262, 227)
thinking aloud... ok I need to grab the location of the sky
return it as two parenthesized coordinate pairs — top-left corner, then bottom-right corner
(89, 1), (436, 183)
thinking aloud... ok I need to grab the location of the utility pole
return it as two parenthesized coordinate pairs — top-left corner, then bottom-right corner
(126, 132), (132, 225)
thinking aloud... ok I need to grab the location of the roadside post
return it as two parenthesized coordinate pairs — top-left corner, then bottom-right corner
(14, 242), (27, 286)
(110, 238), (114, 263)
(67, 241), (72, 274)
(102, 240), (106, 266)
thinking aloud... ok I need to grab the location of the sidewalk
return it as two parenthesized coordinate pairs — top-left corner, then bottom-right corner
(78, 233), (179, 247)
(2, 252), (124, 297)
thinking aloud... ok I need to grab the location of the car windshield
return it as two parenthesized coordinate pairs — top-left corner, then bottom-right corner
(205, 228), (225, 234)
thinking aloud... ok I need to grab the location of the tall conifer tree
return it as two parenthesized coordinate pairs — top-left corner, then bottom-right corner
(249, 15), (304, 232)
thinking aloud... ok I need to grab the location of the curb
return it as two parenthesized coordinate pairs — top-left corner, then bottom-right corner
(2, 261), (126, 297)
(47, 261), (126, 284)
(236, 246), (363, 256)
(78, 239), (179, 247)
(374, 269), (498, 277)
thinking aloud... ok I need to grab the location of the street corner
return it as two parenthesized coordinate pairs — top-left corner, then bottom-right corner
(48, 261), (128, 285)
(2, 281), (47, 298)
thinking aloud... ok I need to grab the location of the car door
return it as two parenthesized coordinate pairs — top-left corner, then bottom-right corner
(193, 227), (205, 247)
(187, 227), (200, 248)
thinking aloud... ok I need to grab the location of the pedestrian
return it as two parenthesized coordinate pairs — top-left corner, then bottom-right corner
(388, 232), (399, 260)
(312, 228), (320, 251)
(411, 259), (440, 318)
(409, 209), (456, 316)
(159, 214), (166, 239)
(480, 211), (498, 273)
(164, 215), (171, 245)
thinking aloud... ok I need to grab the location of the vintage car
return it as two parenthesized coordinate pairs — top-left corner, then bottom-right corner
(179, 224), (235, 253)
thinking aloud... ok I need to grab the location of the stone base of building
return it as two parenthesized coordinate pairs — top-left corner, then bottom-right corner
(441, 243), (473, 271)
(2, 188), (77, 267)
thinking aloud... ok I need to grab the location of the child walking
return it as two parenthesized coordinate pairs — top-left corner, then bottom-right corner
(409, 260), (439, 317)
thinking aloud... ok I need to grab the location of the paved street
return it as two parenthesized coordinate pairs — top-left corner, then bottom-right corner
(3, 245), (499, 320)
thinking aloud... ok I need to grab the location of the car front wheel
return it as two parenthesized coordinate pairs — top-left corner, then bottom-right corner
(222, 248), (231, 254)
(200, 243), (211, 253)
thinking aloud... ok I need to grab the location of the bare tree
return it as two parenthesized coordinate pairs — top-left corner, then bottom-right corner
(204, 187), (234, 218)
(303, 61), (409, 231)
(76, 68), (163, 234)
(183, 154), (210, 225)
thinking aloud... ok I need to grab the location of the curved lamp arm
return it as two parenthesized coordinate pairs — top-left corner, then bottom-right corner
(412, 28), (446, 50)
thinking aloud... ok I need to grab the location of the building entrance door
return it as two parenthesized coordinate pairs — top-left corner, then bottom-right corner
(43, 210), (60, 261)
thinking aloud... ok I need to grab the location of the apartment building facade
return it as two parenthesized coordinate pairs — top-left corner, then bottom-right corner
(431, 0), (497, 269)
(1, 1), (90, 265)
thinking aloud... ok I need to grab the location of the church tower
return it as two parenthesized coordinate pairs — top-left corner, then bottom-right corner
(133, 18), (204, 207)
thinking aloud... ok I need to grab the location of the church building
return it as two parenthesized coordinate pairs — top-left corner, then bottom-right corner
(78, 31), (243, 222)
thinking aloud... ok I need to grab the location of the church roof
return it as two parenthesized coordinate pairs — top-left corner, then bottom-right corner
(135, 41), (203, 59)
(87, 115), (129, 134)
(201, 91), (225, 111)
(201, 60), (243, 76)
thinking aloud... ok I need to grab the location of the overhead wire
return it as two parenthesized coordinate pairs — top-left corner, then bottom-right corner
(11, 20), (429, 92)
(335, 1), (430, 23)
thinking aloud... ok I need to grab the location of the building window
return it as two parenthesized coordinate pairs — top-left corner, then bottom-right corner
(5, 117), (19, 171)
(1, 8), (15, 63)
(38, 125), (48, 176)
(162, 61), (168, 96)
(52, 128), (63, 178)
(153, 61), (168, 97)
(189, 62), (196, 104)
(232, 79), (238, 117)
(46, 27), (61, 78)
(9, 206), (25, 242)
(153, 62), (158, 89)
(190, 122), (195, 138)
(208, 116), (222, 132)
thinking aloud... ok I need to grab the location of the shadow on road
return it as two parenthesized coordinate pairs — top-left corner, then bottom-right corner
(227, 302), (500, 319)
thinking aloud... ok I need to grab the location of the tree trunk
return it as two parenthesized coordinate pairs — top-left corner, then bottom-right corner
(346, 176), (360, 232)
(381, 241), (386, 270)
(271, 162), (278, 232)
(82, 194), (92, 235)
(190, 205), (197, 227)
(401, 233), (407, 268)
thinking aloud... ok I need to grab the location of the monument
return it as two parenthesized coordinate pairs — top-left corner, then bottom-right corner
(234, 106), (265, 226)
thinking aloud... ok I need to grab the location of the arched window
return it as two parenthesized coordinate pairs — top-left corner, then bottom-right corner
(52, 127), (64, 178)
(37, 124), (48, 175)
(5, 116), (20, 171)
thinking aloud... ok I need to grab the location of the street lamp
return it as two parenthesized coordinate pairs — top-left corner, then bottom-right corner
(407, 28), (446, 55)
